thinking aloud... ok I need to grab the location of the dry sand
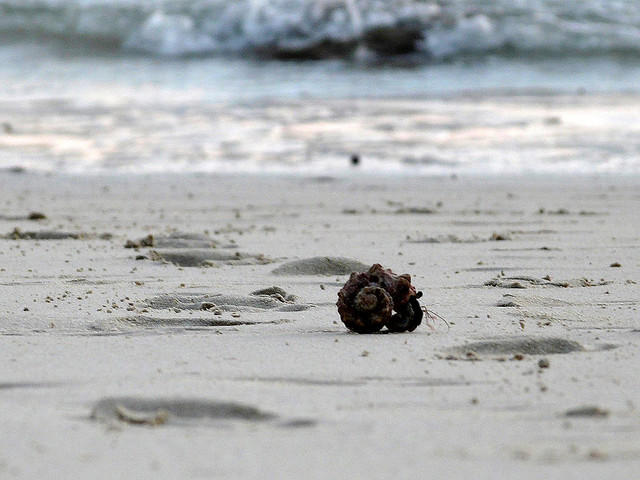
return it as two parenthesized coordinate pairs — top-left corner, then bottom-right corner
(1, 171), (639, 479)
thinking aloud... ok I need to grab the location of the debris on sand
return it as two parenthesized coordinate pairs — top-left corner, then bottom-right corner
(126, 232), (221, 249)
(406, 234), (480, 244)
(250, 286), (298, 303)
(0, 212), (47, 221)
(115, 404), (169, 426)
(564, 406), (609, 418)
(394, 207), (436, 215)
(337, 264), (424, 333)
(489, 232), (511, 241)
(6, 228), (82, 240)
(27, 212), (47, 220)
(125, 234), (155, 249)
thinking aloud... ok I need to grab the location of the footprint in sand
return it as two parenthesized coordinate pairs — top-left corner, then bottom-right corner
(4, 228), (111, 240)
(90, 397), (314, 428)
(91, 397), (274, 426)
(141, 291), (312, 313)
(444, 336), (615, 361)
(485, 275), (611, 289)
(124, 232), (270, 267)
(149, 249), (271, 267)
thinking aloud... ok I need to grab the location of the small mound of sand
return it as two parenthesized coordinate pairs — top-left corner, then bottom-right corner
(4, 228), (112, 240)
(407, 234), (482, 244)
(91, 397), (276, 425)
(496, 294), (573, 308)
(0, 382), (58, 390)
(394, 207), (436, 215)
(155, 232), (216, 248)
(126, 232), (218, 249)
(485, 276), (611, 288)
(5, 229), (81, 240)
(250, 286), (298, 302)
(251, 286), (288, 297)
(277, 304), (311, 312)
(115, 315), (270, 328)
(0, 212), (46, 221)
(451, 337), (584, 356)
(272, 257), (368, 276)
(149, 249), (271, 267)
(142, 293), (312, 312)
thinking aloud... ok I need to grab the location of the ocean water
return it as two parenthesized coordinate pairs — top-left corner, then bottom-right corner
(1, 0), (640, 175)
(3, 0), (640, 59)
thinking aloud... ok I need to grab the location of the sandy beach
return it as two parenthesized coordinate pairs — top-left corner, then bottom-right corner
(1, 171), (639, 478)
(2, 0), (640, 477)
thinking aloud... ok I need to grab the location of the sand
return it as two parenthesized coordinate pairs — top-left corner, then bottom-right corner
(1, 171), (639, 479)
(2, 93), (639, 175)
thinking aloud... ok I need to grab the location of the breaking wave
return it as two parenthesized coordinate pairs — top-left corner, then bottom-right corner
(1, 0), (640, 60)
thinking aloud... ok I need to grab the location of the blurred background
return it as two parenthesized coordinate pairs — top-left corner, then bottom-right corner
(1, 0), (640, 175)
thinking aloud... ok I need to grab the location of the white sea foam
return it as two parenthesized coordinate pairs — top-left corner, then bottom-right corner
(2, 0), (640, 59)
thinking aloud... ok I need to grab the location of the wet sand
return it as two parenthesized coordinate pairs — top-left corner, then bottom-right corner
(2, 93), (639, 175)
(1, 172), (639, 478)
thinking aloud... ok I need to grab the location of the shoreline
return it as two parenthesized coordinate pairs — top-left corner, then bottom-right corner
(3, 92), (640, 176)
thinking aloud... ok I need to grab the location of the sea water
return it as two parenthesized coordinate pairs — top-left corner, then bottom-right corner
(1, 0), (639, 175)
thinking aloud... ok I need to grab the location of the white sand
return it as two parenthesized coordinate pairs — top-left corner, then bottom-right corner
(1, 172), (639, 479)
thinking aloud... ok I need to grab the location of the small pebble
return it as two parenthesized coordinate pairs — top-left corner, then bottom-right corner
(588, 450), (607, 460)
(28, 212), (46, 220)
(465, 351), (478, 360)
(565, 406), (609, 418)
(538, 358), (550, 369)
